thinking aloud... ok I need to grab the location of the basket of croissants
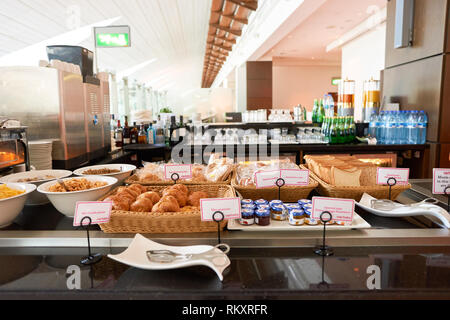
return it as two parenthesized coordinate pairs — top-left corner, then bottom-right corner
(98, 183), (234, 234)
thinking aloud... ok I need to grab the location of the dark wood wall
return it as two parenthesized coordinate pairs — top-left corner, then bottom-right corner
(383, 0), (450, 172)
(246, 61), (272, 110)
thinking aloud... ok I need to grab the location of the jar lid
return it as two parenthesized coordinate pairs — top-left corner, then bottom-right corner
(242, 209), (255, 217)
(255, 209), (270, 217)
(290, 209), (305, 217)
(272, 205), (285, 212)
(241, 199), (254, 205)
(255, 199), (268, 205)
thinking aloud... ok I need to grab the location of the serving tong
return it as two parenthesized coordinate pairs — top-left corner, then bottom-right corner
(147, 244), (231, 267)
(371, 198), (440, 211)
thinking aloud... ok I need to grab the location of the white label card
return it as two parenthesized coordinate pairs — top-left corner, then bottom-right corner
(433, 168), (450, 195)
(164, 164), (192, 180)
(254, 169), (310, 189)
(376, 168), (410, 186)
(200, 198), (241, 222)
(312, 197), (355, 223)
(73, 202), (112, 227)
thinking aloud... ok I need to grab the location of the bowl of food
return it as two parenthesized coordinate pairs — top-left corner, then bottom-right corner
(73, 164), (136, 188)
(0, 183), (37, 227)
(0, 170), (73, 206)
(37, 176), (118, 217)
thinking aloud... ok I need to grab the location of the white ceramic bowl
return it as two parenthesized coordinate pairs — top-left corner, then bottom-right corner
(0, 183), (37, 228)
(37, 176), (118, 217)
(0, 170), (73, 206)
(73, 164), (136, 188)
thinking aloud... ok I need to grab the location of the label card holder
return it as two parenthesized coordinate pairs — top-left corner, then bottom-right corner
(254, 169), (310, 189)
(376, 168), (410, 186)
(164, 164), (193, 180)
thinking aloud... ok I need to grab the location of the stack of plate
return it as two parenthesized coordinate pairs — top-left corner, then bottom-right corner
(28, 140), (53, 170)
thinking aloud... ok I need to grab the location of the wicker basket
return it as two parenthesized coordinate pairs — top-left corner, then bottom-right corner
(124, 170), (233, 186)
(300, 165), (411, 201)
(231, 170), (319, 202)
(99, 184), (233, 234)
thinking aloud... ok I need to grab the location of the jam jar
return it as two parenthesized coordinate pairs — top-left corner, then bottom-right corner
(242, 204), (256, 211)
(240, 209), (255, 226)
(241, 199), (254, 206)
(304, 211), (319, 225)
(255, 209), (271, 226)
(255, 199), (268, 207)
(271, 205), (288, 221)
(270, 200), (283, 208)
(289, 209), (305, 226)
(285, 203), (301, 211)
(257, 204), (270, 211)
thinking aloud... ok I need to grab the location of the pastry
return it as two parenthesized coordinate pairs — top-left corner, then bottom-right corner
(127, 184), (147, 195)
(137, 191), (161, 204)
(162, 188), (187, 207)
(169, 184), (188, 195)
(104, 196), (130, 211)
(152, 195), (180, 213)
(130, 198), (153, 212)
(116, 187), (139, 199)
(187, 191), (209, 207)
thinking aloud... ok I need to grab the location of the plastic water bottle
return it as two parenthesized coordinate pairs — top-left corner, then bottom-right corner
(369, 112), (377, 138)
(378, 111), (386, 144)
(376, 111), (383, 143)
(407, 111), (418, 144)
(385, 111), (396, 145)
(418, 111), (428, 144)
(397, 111), (406, 144)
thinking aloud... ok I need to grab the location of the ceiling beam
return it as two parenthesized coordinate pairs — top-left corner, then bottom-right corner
(227, 0), (258, 11)
(221, 13), (248, 25)
(210, 23), (242, 37)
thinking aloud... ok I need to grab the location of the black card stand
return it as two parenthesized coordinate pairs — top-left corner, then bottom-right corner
(314, 211), (334, 257)
(387, 177), (397, 200)
(445, 186), (450, 213)
(80, 217), (102, 266)
(213, 211), (225, 246)
(276, 178), (286, 200)
(171, 173), (180, 184)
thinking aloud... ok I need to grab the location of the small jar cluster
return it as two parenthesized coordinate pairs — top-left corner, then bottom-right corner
(239, 199), (342, 227)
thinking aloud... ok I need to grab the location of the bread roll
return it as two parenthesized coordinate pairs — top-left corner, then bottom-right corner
(188, 191), (209, 207)
(169, 184), (188, 195)
(162, 188), (187, 207)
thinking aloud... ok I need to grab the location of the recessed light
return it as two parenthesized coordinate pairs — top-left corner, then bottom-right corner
(326, 25), (336, 29)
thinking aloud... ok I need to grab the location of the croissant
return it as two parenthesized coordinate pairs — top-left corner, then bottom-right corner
(152, 197), (180, 213)
(137, 191), (161, 204)
(162, 189), (187, 207)
(104, 196), (130, 211)
(188, 191), (209, 207)
(130, 198), (154, 212)
(127, 184), (147, 195)
(115, 191), (136, 204)
(116, 187), (139, 199)
(168, 184), (188, 195)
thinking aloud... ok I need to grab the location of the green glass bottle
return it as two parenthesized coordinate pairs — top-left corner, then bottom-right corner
(318, 99), (325, 124)
(349, 116), (356, 143)
(336, 117), (344, 144)
(343, 116), (350, 144)
(313, 99), (320, 124)
(330, 117), (338, 144)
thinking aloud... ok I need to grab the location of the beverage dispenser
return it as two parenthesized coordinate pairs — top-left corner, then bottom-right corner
(337, 79), (355, 117)
(363, 79), (381, 123)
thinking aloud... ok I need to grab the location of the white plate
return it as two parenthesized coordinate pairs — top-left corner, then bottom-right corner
(357, 193), (450, 229)
(228, 212), (371, 231)
(108, 234), (231, 281)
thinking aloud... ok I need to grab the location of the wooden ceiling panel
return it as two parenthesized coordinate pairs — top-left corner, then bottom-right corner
(202, 0), (258, 88)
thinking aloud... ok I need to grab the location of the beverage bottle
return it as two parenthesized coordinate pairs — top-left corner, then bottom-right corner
(138, 125), (147, 144)
(378, 111), (387, 144)
(407, 111), (418, 144)
(114, 120), (123, 148)
(386, 111), (396, 145)
(312, 99), (319, 124)
(337, 117), (345, 144)
(130, 122), (139, 144)
(343, 116), (350, 143)
(397, 111), (405, 144)
(123, 116), (131, 145)
(349, 116), (356, 143)
(330, 118), (337, 144)
(147, 124), (155, 144)
(418, 111), (428, 144)
(369, 112), (377, 138)
(318, 99), (325, 124)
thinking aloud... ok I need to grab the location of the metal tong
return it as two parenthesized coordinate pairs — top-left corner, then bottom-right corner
(147, 244), (230, 267)
(371, 198), (440, 211)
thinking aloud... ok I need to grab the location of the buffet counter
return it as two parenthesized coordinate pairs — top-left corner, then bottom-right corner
(0, 180), (449, 299)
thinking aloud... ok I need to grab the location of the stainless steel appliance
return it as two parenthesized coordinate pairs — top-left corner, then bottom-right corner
(0, 66), (110, 169)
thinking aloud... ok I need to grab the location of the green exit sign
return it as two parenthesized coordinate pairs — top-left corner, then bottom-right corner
(94, 26), (131, 48)
(331, 78), (341, 86)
